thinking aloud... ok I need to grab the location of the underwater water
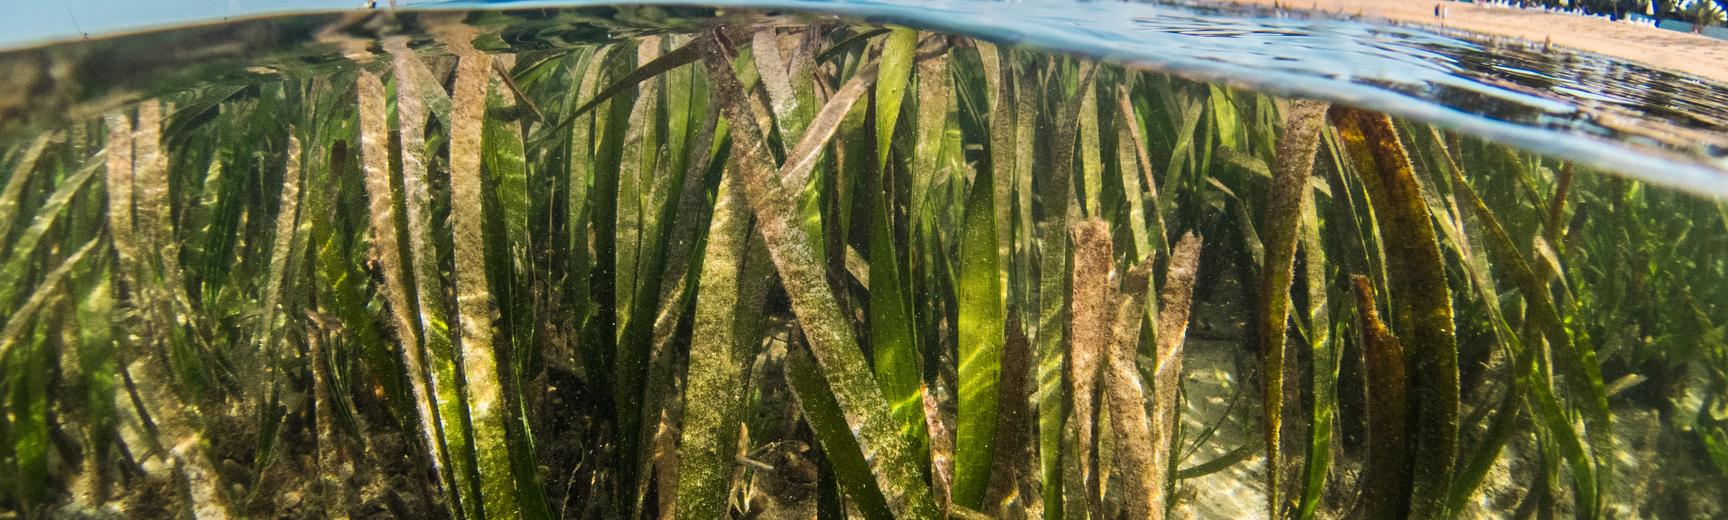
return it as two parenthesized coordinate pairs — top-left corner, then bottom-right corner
(0, 2), (1725, 519)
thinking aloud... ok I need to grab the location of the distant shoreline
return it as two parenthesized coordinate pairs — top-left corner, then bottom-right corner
(1217, 0), (1728, 84)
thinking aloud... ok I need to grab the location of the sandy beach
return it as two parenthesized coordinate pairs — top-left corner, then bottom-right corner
(1218, 0), (1728, 84)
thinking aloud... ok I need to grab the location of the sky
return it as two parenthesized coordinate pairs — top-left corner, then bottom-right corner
(0, 0), (404, 49)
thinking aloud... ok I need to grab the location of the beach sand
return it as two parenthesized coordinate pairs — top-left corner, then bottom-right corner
(1217, 0), (1728, 84)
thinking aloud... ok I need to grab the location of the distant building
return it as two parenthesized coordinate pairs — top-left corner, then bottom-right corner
(1658, 18), (1728, 38)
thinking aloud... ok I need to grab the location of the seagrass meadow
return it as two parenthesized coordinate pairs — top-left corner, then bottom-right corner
(0, 7), (1726, 520)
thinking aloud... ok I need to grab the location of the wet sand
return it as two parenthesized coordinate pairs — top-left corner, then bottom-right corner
(1216, 0), (1728, 84)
